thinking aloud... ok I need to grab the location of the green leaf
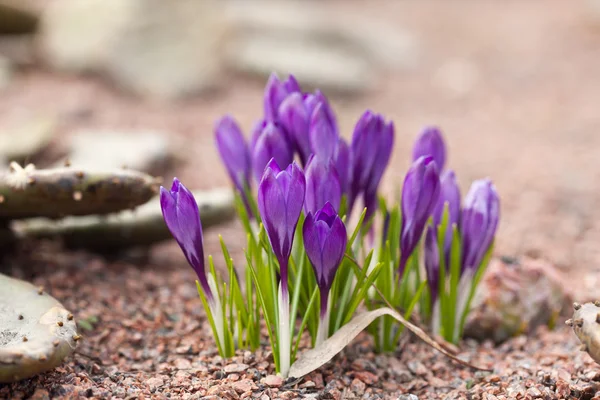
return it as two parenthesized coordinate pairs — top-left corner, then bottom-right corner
(446, 224), (462, 343)
(246, 252), (280, 371)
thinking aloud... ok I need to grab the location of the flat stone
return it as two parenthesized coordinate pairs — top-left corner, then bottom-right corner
(263, 374), (283, 387)
(0, 273), (79, 383)
(40, 0), (226, 100)
(225, 32), (371, 94)
(57, 129), (179, 174)
(224, 363), (249, 374)
(0, 115), (57, 168)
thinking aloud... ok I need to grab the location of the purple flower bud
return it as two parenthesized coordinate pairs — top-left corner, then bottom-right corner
(348, 111), (394, 214)
(303, 202), (347, 317)
(304, 155), (342, 215)
(278, 92), (312, 165)
(160, 178), (212, 301)
(412, 126), (447, 171)
(424, 225), (440, 304)
(334, 137), (350, 195)
(433, 170), (461, 258)
(399, 156), (441, 273)
(310, 102), (339, 160)
(258, 159), (306, 296)
(251, 122), (294, 184)
(460, 179), (499, 273)
(214, 115), (252, 210)
(249, 118), (267, 155)
(264, 73), (301, 121)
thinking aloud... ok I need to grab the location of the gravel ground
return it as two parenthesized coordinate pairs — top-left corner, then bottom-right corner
(0, 242), (597, 400)
(3, 0), (600, 398)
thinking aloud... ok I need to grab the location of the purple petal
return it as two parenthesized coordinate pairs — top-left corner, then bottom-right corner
(412, 126), (447, 171)
(214, 115), (251, 193)
(252, 122), (294, 184)
(310, 102), (338, 160)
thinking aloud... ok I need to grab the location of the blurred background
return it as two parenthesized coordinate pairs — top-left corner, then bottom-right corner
(1, 0), (600, 288)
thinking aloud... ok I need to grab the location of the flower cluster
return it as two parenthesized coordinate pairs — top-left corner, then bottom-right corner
(160, 73), (501, 377)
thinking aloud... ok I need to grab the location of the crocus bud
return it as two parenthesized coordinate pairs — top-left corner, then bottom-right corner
(433, 169), (461, 257)
(399, 156), (441, 273)
(310, 102), (339, 160)
(214, 115), (252, 212)
(424, 225), (440, 304)
(304, 155), (342, 215)
(412, 126), (446, 171)
(251, 122), (294, 184)
(334, 137), (350, 195)
(278, 92), (312, 165)
(303, 202), (347, 318)
(264, 73), (301, 121)
(349, 111), (394, 215)
(258, 159), (306, 296)
(160, 178), (212, 301)
(460, 179), (499, 273)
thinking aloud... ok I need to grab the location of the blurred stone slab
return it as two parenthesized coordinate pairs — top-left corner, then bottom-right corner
(227, 0), (417, 77)
(38, 0), (227, 100)
(0, 115), (57, 168)
(226, 33), (372, 94)
(0, 0), (39, 34)
(464, 257), (572, 344)
(12, 188), (236, 252)
(56, 130), (181, 175)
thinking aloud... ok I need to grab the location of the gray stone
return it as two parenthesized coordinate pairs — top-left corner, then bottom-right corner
(225, 32), (372, 94)
(57, 129), (180, 174)
(39, 0), (226, 100)
(0, 273), (79, 383)
(0, 115), (57, 168)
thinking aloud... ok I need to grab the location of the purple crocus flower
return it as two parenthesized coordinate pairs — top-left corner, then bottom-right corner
(348, 111), (395, 215)
(257, 159), (306, 296)
(278, 92), (314, 165)
(214, 115), (253, 214)
(412, 126), (447, 171)
(304, 154), (342, 215)
(399, 156), (441, 274)
(334, 137), (350, 195)
(303, 202), (347, 345)
(160, 178), (212, 301)
(251, 122), (294, 184)
(460, 179), (500, 273)
(309, 102), (339, 160)
(424, 225), (440, 304)
(433, 169), (461, 258)
(264, 73), (301, 121)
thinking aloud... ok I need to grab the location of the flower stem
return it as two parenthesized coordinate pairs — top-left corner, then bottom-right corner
(208, 274), (225, 353)
(278, 282), (291, 377)
(316, 304), (331, 347)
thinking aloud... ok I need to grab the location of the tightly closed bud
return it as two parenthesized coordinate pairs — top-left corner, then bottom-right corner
(264, 73), (301, 121)
(348, 111), (394, 215)
(258, 159), (306, 296)
(460, 179), (500, 273)
(303, 202), (347, 317)
(399, 156), (441, 274)
(412, 126), (447, 171)
(251, 122), (294, 184)
(433, 169), (461, 258)
(160, 178), (212, 301)
(304, 155), (342, 215)
(214, 115), (253, 213)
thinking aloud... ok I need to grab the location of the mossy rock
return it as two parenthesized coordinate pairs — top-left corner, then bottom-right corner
(0, 273), (79, 383)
